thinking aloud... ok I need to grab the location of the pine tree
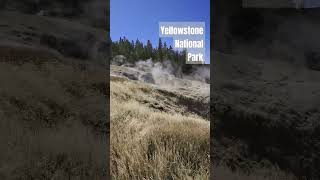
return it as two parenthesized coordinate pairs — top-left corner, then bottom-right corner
(111, 41), (119, 57)
(111, 38), (187, 66)
(163, 42), (168, 60)
(135, 39), (145, 60)
(157, 38), (163, 61)
(168, 45), (175, 62)
(145, 40), (153, 60)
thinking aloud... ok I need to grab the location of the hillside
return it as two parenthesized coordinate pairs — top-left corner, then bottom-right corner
(110, 64), (299, 179)
(110, 73), (209, 179)
(110, 64), (210, 179)
(212, 1), (320, 179)
(0, 0), (108, 29)
(0, 10), (109, 64)
(0, 9), (109, 179)
(212, 51), (320, 178)
(243, 0), (297, 8)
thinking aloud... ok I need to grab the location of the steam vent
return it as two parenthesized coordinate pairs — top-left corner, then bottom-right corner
(243, 0), (320, 8)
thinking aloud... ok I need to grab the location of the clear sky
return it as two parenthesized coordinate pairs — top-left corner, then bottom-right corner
(111, 0), (210, 64)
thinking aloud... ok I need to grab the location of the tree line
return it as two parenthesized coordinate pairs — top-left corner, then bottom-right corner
(111, 37), (186, 65)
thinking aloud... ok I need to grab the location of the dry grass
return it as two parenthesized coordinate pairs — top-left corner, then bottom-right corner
(110, 77), (210, 180)
(0, 45), (61, 65)
(213, 166), (297, 180)
(0, 118), (107, 180)
(0, 45), (108, 179)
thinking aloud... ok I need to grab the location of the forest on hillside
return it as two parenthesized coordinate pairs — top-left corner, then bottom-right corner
(111, 37), (187, 64)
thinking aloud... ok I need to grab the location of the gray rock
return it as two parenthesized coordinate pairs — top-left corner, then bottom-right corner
(40, 33), (89, 59)
(305, 51), (320, 71)
(111, 55), (126, 66)
(122, 72), (138, 81)
(139, 73), (155, 84)
(122, 63), (135, 67)
(39, 32), (109, 63)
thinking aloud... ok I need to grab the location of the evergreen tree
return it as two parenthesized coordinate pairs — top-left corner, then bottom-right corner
(163, 42), (168, 60)
(135, 39), (145, 60)
(157, 38), (163, 61)
(111, 38), (187, 68)
(145, 40), (153, 60)
(168, 45), (175, 63)
(111, 41), (119, 57)
(128, 40), (136, 61)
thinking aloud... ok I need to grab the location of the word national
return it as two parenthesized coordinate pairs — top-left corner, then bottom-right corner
(174, 39), (204, 49)
(160, 26), (204, 35)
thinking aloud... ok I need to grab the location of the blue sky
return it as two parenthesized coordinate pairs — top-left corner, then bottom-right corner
(111, 0), (210, 64)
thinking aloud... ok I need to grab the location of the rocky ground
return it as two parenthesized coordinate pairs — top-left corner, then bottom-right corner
(111, 64), (210, 109)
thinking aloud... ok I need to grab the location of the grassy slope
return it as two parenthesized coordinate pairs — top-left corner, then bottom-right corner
(212, 51), (320, 179)
(110, 66), (296, 180)
(212, 5), (320, 179)
(213, 166), (297, 180)
(0, 21), (108, 180)
(110, 76), (210, 179)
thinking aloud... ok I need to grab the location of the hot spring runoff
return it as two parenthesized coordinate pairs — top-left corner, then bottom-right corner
(159, 22), (206, 64)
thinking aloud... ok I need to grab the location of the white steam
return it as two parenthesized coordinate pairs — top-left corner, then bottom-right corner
(132, 59), (210, 87)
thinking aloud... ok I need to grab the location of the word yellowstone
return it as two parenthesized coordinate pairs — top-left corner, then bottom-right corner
(160, 26), (204, 35)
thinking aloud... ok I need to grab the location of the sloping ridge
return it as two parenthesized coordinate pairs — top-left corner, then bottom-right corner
(243, 0), (297, 8)
(0, 10), (110, 65)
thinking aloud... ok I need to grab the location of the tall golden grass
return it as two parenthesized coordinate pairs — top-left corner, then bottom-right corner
(0, 45), (108, 179)
(110, 77), (210, 179)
